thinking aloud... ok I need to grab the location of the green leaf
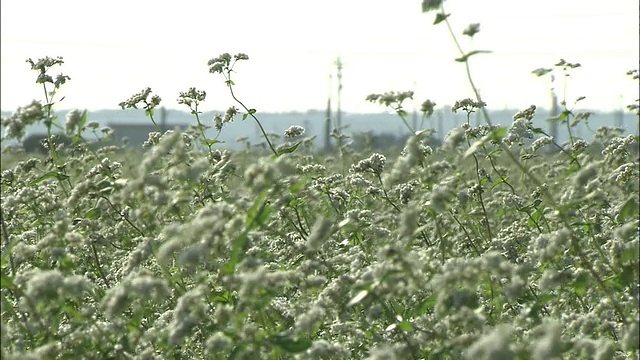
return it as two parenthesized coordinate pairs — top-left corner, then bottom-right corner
(30, 170), (59, 185)
(242, 113), (249, 120)
(145, 108), (154, 117)
(269, 335), (312, 353)
(278, 142), (301, 155)
(224, 191), (272, 275)
(617, 197), (639, 223)
(84, 208), (101, 220)
(74, 110), (88, 143)
(397, 320), (415, 332)
(433, 12), (450, 25)
(455, 50), (492, 62)
(202, 139), (223, 147)
(347, 290), (369, 307)
(573, 272), (590, 296)
(1, 241), (16, 267)
(532, 127), (546, 135)
(528, 206), (544, 228)
(1, 273), (15, 289)
(248, 109), (257, 115)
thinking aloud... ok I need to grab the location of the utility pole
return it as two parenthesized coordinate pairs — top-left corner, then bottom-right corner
(616, 94), (623, 129)
(160, 106), (167, 132)
(335, 57), (343, 131)
(325, 74), (333, 150)
(549, 75), (559, 143)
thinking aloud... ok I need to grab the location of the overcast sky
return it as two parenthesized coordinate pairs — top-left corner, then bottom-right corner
(1, 0), (638, 114)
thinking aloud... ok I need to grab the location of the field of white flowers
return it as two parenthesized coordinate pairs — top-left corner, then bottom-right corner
(1, 2), (639, 359)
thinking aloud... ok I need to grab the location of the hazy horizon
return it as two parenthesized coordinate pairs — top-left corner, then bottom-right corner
(2, 1), (638, 114)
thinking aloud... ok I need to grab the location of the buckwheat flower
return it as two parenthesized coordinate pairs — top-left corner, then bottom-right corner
(24, 269), (64, 300)
(168, 286), (205, 347)
(295, 305), (326, 334)
(538, 268), (570, 291)
(297, 164), (327, 174)
(466, 325), (514, 360)
(573, 162), (598, 188)
(398, 208), (419, 239)
(303, 339), (348, 359)
(366, 186), (383, 197)
(531, 136), (553, 153)
(444, 126), (466, 149)
(238, 266), (268, 299)
(284, 125), (305, 138)
(396, 181), (418, 204)
(420, 99), (437, 117)
(621, 320), (639, 352)
(571, 139), (588, 153)
(351, 153), (387, 175)
(64, 108), (83, 135)
(102, 270), (170, 317)
(306, 217), (334, 252)
(532, 321), (565, 360)
(365, 343), (408, 360)
(1, 100), (45, 140)
(609, 163), (636, 185)
(205, 332), (233, 355)
(100, 126), (113, 137)
(368, 153), (387, 174)
(122, 237), (153, 274)
(452, 98), (486, 113)
(463, 23), (481, 38)
(223, 106), (238, 123)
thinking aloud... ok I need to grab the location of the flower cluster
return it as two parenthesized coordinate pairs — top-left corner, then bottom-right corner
(350, 153), (387, 175)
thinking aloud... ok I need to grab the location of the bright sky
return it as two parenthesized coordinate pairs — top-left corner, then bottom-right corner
(1, 0), (638, 114)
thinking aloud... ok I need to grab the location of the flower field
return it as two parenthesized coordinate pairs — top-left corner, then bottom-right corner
(1, 2), (639, 359)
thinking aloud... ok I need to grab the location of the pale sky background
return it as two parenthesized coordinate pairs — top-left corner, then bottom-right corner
(1, 0), (638, 114)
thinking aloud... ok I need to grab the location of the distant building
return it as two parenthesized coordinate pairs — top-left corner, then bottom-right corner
(107, 123), (189, 148)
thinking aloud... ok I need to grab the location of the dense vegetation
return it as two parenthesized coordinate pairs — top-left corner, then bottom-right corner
(1, 2), (638, 359)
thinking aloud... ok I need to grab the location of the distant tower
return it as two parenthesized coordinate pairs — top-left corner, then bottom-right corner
(549, 75), (559, 141)
(437, 110), (444, 143)
(616, 94), (623, 129)
(335, 57), (343, 130)
(325, 74), (332, 150)
(160, 106), (167, 132)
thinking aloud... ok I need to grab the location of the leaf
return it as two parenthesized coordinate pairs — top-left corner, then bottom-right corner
(617, 197), (639, 223)
(278, 142), (301, 156)
(347, 290), (369, 307)
(532, 127), (546, 135)
(455, 50), (492, 62)
(1, 241), (16, 267)
(73, 110), (88, 143)
(84, 208), (101, 220)
(573, 272), (590, 296)
(397, 320), (415, 332)
(1, 273), (14, 289)
(30, 170), (59, 185)
(433, 12), (450, 25)
(202, 139), (223, 147)
(528, 206), (544, 228)
(532, 68), (553, 77)
(269, 335), (312, 353)
(224, 191), (272, 275)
